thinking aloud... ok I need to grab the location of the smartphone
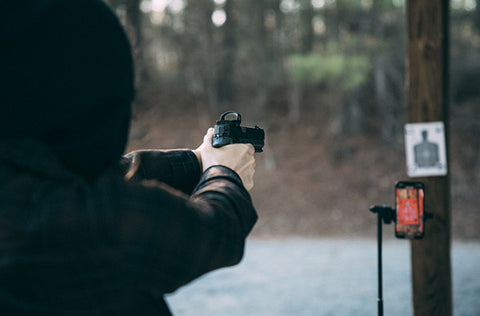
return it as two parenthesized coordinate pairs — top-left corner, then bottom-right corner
(395, 181), (425, 239)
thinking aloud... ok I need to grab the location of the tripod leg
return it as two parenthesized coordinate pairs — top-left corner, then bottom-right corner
(377, 214), (384, 316)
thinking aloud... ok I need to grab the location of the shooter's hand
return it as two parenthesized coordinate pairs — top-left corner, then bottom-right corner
(193, 128), (255, 191)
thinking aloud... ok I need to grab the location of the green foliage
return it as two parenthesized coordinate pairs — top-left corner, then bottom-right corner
(288, 53), (371, 92)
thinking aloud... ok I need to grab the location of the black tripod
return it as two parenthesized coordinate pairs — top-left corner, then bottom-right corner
(369, 205), (395, 316)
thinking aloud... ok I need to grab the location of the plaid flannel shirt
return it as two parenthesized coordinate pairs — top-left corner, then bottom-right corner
(0, 139), (257, 315)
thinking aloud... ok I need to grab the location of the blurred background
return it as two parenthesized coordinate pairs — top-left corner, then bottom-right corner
(105, 0), (480, 240)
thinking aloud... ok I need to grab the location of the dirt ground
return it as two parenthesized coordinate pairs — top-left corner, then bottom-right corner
(166, 239), (480, 316)
(126, 90), (480, 241)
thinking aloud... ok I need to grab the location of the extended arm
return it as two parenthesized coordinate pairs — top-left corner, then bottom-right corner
(120, 149), (201, 195)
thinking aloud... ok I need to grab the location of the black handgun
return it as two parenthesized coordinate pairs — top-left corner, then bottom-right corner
(212, 111), (265, 153)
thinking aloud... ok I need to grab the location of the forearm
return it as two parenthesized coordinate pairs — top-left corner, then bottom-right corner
(121, 149), (201, 195)
(138, 165), (257, 293)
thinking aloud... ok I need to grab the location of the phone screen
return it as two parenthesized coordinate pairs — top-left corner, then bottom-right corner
(395, 182), (425, 239)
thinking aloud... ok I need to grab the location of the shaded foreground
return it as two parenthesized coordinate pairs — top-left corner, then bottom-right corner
(167, 238), (480, 316)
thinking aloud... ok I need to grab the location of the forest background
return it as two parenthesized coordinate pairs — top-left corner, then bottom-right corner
(104, 0), (480, 240)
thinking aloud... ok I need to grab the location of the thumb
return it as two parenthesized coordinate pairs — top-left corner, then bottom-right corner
(204, 127), (214, 144)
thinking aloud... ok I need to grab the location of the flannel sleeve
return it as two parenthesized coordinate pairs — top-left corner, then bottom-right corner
(116, 150), (256, 292)
(120, 149), (201, 195)
(105, 165), (258, 294)
(139, 165), (258, 292)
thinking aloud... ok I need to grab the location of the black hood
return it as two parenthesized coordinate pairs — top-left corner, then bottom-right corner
(0, 0), (135, 178)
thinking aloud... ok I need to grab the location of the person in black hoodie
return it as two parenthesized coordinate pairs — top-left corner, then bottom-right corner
(0, 0), (257, 314)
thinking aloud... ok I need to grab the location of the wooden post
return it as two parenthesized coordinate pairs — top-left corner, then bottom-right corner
(406, 1), (452, 315)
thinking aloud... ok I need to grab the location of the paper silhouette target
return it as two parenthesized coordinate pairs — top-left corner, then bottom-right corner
(405, 122), (447, 177)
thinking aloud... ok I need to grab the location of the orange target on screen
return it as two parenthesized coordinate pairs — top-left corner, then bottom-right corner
(395, 182), (425, 239)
